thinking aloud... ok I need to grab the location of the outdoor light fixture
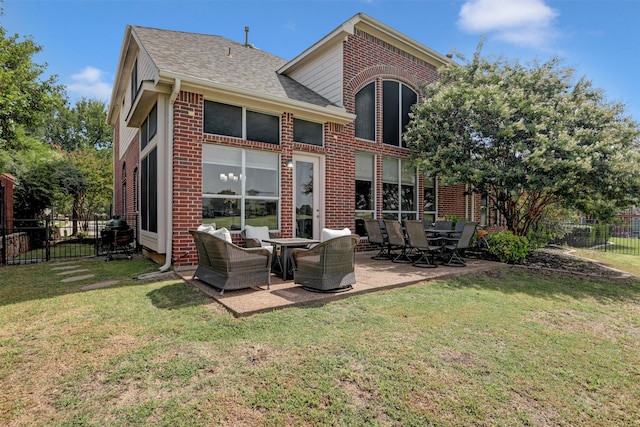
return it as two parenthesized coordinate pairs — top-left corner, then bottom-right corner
(286, 159), (293, 168)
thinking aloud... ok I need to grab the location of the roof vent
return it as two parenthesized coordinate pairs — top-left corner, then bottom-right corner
(244, 26), (254, 48)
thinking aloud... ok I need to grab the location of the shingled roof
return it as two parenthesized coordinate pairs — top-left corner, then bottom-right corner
(132, 26), (336, 108)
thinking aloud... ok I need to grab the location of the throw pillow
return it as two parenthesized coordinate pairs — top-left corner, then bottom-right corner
(211, 227), (232, 243)
(197, 224), (216, 235)
(244, 225), (273, 253)
(320, 227), (351, 242)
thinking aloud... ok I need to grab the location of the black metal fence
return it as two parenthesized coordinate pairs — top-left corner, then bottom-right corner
(1, 215), (138, 265)
(555, 219), (640, 255)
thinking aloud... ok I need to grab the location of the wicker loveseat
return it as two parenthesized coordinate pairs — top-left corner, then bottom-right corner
(189, 230), (272, 295)
(290, 234), (360, 292)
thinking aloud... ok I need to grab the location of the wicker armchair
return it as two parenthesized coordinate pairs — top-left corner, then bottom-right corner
(290, 235), (360, 292)
(189, 230), (272, 295)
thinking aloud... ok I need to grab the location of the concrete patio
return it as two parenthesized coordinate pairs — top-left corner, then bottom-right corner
(177, 252), (503, 317)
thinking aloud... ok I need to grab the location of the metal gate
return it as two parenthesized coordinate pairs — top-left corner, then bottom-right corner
(1, 208), (138, 265)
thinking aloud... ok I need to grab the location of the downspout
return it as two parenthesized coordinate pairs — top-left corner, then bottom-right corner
(159, 78), (181, 272)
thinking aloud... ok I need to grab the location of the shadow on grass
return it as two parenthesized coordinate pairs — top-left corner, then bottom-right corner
(445, 267), (640, 304)
(147, 282), (211, 310)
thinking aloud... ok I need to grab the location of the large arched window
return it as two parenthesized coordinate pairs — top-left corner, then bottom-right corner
(383, 80), (417, 147)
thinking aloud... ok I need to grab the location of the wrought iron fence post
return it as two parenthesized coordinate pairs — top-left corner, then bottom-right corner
(45, 215), (51, 262)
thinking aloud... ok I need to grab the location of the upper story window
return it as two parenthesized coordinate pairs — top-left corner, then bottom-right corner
(130, 59), (138, 104)
(293, 118), (323, 146)
(355, 82), (375, 141)
(383, 81), (417, 148)
(140, 102), (157, 151)
(203, 100), (280, 145)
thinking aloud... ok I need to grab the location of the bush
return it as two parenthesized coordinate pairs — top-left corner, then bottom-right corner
(486, 230), (530, 264)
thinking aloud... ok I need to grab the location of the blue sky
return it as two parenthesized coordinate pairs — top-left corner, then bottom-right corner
(3, 0), (639, 121)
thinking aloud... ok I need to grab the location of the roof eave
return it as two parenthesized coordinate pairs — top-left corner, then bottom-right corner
(162, 71), (356, 125)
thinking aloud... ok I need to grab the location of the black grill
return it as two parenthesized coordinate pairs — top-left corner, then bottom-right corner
(101, 216), (134, 260)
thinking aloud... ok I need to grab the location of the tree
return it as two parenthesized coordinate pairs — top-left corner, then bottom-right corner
(405, 47), (640, 237)
(46, 97), (112, 151)
(44, 98), (113, 224)
(0, 21), (63, 152)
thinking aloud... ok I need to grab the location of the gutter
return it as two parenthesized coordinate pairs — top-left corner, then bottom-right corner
(159, 78), (181, 272)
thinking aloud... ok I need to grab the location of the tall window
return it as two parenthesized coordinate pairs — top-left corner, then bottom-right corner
(122, 163), (127, 218)
(383, 81), (417, 147)
(140, 105), (158, 233)
(203, 100), (280, 145)
(382, 157), (417, 221)
(355, 153), (375, 236)
(133, 167), (139, 212)
(141, 148), (157, 232)
(423, 174), (437, 223)
(355, 82), (375, 141)
(202, 145), (280, 230)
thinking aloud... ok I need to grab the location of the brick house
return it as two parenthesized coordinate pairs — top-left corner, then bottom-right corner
(107, 13), (483, 270)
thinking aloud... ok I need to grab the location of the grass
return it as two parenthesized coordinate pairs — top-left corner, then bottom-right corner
(1, 255), (640, 425)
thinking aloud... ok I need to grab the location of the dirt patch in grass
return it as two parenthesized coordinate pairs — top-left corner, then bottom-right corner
(523, 246), (631, 278)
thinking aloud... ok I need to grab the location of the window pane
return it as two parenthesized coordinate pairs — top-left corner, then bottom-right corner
(355, 153), (374, 212)
(203, 145), (242, 195)
(383, 81), (400, 146)
(202, 198), (241, 230)
(355, 82), (375, 141)
(245, 151), (278, 197)
(148, 147), (157, 232)
(383, 183), (398, 210)
(355, 180), (372, 211)
(424, 174), (435, 212)
(245, 200), (278, 229)
(401, 85), (416, 147)
(141, 117), (148, 150)
(141, 156), (147, 230)
(203, 101), (242, 137)
(293, 118), (323, 146)
(247, 110), (279, 144)
(148, 103), (157, 141)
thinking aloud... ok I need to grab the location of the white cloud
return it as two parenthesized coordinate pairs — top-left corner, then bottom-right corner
(458, 0), (559, 48)
(66, 66), (112, 101)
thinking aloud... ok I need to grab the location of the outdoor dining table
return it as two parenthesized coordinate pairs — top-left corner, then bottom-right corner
(424, 228), (454, 238)
(263, 237), (320, 280)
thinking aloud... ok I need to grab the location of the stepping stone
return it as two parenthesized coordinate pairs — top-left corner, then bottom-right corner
(80, 280), (119, 291)
(51, 265), (80, 271)
(61, 274), (95, 283)
(56, 269), (89, 275)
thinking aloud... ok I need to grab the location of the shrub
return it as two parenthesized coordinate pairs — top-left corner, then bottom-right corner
(486, 230), (530, 264)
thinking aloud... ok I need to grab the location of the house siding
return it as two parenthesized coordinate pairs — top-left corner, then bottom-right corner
(288, 43), (344, 107)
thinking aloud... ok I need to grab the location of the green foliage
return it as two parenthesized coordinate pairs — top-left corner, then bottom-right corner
(486, 230), (530, 264)
(0, 24), (64, 150)
(563, 224), (611, 248)
(46, 97), (112, 151)
(406, 44), (640, 237)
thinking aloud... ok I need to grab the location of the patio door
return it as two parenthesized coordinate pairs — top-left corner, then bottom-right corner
(293, 154), (322, 239)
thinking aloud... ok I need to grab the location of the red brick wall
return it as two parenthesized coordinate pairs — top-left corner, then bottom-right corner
(113, 116), (140, 225)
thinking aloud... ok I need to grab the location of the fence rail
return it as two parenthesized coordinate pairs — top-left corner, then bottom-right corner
(556, 220), (640, 255)
(1, 215), (138, 265)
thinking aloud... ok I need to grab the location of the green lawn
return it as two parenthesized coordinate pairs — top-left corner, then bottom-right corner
(1, 255), (639, 426)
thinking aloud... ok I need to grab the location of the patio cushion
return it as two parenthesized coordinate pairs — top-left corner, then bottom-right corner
(321, 228), (351, 242)
(197, 224), (216, 235)
(211, 227), (232, 243)
(244, 225), (273, 253)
